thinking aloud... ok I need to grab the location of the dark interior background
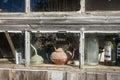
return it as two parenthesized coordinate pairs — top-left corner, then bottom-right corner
(86, 0), (120, 11)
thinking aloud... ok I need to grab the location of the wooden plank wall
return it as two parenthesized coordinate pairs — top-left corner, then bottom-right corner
(0, 69), (119, 80)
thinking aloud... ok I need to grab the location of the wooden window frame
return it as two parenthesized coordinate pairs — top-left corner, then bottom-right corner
(24, 30), (82, 68)
(0, 0), (83, 14)
(83, 31), (120, 68)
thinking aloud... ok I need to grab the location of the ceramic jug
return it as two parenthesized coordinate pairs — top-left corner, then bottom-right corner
(30, 44), (44, 65)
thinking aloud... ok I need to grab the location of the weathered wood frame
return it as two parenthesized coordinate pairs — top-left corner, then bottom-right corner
(25, 31), (31, 67)
(0, 0), (120, 69)
(25, 0), (30, 13)
(24, 31), (82, 67)
(0, 0), (83, 14)
(0, 24), (119, 68)
(80, 0), (85, 13)
(83, 30), (120, 67)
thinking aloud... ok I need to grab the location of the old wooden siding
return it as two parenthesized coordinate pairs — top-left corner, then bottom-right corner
(0, 14), (120, 31)
(0, 68), (119, 80)
(0, 70), (9, 80)
(85, 72), (106, 80)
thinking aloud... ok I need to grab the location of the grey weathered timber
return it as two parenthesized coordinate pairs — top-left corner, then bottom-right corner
(0, 67), (119, 80)
(0, 13), (120, 32)
(0, 14), (120, 25)
(80, 31), (85, 68)
(27, 71), (48, 80)
(10, 71), (27, 80)
(0, 24), (119, 32)
(0, 25), (30, 32)
(49, 71), (66, 80)
(0, 70), (9, 80)
(67, 71), (84, 80)
(5, 31), (16, 58)
(86, 72), (96, 80)
(25, 0), (30, 13)
(86, 72), (107, 80)
(80, 0), (85, 13)
(25, 31), (30, 67)
(0, 0), (119, 80)
(1, 17), (120, 25)
(107, 73), (120, 80)
(96, 73), (106, 80)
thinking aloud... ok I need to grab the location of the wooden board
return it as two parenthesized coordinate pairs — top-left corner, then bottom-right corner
(5, 31), (16, 57)
(0, 70), (9, 80)
(0, 68), (119, 80)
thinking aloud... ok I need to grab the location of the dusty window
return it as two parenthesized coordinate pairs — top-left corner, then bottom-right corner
(0, 0), (25, 12)
(0, 32), (24, 64)
(30, 32), (80, 66)
(86, 0), (120, 11)
(31, 0), (80, 12)
(84, 33), (120, 66)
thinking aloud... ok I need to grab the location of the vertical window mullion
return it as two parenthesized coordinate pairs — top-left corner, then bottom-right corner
(25, 31), (30, 67)
(25, 0), (30, 13)
(80, 0), (85, 13)
(80, 31), (85, 68)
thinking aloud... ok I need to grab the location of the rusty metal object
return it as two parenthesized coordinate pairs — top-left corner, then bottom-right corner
(50, 48), (67, 65)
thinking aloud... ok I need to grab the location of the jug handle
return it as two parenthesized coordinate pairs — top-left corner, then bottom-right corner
(31, 44), (38, 55)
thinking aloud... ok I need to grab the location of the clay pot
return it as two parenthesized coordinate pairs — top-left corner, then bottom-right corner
(50, 48), (67, 65)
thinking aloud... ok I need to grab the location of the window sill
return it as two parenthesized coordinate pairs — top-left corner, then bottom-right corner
(0, 59), (79, 71)
(85, 11), (120, 16)
(0, 64), (79, 71)
(84, 64), (120, 72)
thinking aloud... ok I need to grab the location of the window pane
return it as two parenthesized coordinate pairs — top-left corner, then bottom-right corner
(86, 0), (120, 11)
(84, 33), (118, 66)
(31, 0), (80, 12)
(0, 0), (25, 12)
(30, 33), (80, 66)
(0, 32), (24, 65)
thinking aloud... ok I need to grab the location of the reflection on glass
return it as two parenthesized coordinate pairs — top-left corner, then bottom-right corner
(86, 0), (120, 11)
(31, 0), (80, 11)
(85, 34), (99, 66)
(30, 33), (80, 64)
(0, 0), (25, 12)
